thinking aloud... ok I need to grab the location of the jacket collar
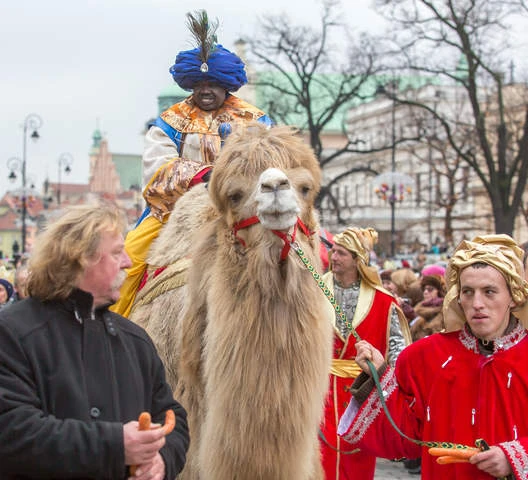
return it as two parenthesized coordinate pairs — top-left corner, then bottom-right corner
(62, 289), (111, 323)
(459, 320), (527, 354)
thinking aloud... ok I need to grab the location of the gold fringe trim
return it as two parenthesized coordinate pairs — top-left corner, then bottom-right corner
(131, 258), (191, 312)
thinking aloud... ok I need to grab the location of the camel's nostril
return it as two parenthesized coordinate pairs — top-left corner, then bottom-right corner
(260, 179), (290, 193)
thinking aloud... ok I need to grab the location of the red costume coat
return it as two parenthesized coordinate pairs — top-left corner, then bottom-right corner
(338, 324), (528, 480)
(320, 274), (402, 480)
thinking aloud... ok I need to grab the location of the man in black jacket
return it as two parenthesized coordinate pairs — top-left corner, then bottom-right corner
(0, 202), (189, 479)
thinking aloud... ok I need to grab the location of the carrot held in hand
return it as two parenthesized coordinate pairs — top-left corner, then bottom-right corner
(129, 411), (175, 476)
(428, 447), (479, 460)
(436, 455), (470, 464)
(130, 412), (152, 475)
(162, 409), (176, 435)
(137, 412), (152, 431)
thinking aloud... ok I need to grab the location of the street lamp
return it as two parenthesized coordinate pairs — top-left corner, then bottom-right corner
(374, 84), (398, 256)
(7, 114), (42, 254)
(373, 83), (414, 257)
(57, 153), (73, 206)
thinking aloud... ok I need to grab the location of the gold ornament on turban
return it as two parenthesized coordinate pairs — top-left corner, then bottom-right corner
(443, 234), (528, 330)
(333, 227), (382, 289)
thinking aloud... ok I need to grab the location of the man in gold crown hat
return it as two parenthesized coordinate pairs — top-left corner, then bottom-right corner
(320, 226), (411, 480)
(338, 234), (528, 479)
(112, 10), (272, 317)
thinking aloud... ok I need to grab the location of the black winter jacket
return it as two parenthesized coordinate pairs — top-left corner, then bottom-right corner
(0, 289), (189, 479)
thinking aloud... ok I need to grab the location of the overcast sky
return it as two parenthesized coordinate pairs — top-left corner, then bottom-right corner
(0, 0), (386, 197)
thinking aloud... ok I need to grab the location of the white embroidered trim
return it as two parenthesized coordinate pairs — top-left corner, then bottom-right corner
(341, 368), (398, 444)
(458, 323), (527, 354)
(501, 440), (528, 479)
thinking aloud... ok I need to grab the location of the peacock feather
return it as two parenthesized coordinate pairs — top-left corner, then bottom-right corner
(186, 10), (218, 68)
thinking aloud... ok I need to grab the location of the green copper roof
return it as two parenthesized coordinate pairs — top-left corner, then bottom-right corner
(254, 72), (439, 132)
(112, 153), (142, 191)
(159, 83), (189, 98)
(92, 129), (102, 147)
(158, 84), (189, 114)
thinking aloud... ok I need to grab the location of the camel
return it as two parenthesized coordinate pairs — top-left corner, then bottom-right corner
(130, 124), (334, 480)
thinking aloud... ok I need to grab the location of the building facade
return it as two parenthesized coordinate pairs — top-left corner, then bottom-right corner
(320, 82), (528, 254)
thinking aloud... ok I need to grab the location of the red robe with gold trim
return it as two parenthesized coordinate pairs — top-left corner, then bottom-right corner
(338, 324), (528, 480)
(320, 273), (405, 480)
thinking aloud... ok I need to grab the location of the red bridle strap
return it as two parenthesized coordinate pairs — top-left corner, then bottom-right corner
(232, 216), (260, 248)
(295, 218), (313, 238)
(271, 223), (298, 262)
(272, 218), (315, 261)
(233, 216), (315, 262)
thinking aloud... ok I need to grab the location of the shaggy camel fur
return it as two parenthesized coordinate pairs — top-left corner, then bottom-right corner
(130, 124), (334, 480)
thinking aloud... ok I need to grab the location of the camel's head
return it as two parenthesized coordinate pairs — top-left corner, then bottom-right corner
(254, 167), (300, 231)
(208, 124), (321, 243)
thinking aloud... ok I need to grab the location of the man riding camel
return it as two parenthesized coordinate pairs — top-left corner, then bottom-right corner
(112, 10), (272, 317)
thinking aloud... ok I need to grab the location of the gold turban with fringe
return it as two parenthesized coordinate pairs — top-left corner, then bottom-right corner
(333, 227), (382, 289)
(443, 234), (528, 331)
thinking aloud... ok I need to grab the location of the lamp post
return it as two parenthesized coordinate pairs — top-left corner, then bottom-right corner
(8, 114), (42, 254)
(375, 84), (398, 257)
(57, 153), (73, 206)
(389, 94), (397, 257)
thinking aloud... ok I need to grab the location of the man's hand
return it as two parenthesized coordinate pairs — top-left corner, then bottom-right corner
(354, 340), (385, 374)
(129, 452), (166, 480)
(469, 446), (513, 478)
(123, 421), (166, 467)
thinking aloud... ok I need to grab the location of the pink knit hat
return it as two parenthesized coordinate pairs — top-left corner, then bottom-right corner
(421, 264), (446, 278)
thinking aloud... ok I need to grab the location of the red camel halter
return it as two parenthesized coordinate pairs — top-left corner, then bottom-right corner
(232, 215), (313, 261)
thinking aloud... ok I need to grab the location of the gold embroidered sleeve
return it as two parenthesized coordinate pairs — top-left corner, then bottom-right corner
(143, 157), (207, 221)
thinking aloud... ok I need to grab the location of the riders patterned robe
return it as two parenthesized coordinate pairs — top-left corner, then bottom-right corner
(338, 324), (528, 480)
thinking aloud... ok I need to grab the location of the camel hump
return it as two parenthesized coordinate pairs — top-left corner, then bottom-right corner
(131, 184), (216, 308)
(148, 183), (217, 267)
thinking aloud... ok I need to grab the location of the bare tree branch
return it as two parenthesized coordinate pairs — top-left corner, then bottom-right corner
(377, 0), (528, 234)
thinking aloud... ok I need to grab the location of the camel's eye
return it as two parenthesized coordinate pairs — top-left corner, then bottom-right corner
(228, 191), (243, 206)
(300, 185), (311, 197)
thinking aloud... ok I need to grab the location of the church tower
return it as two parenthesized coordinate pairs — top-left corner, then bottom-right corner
(88, 128), (122, 195)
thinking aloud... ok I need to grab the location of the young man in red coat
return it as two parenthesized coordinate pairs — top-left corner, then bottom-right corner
(340, 234), (528, 480)
(320, 227), (411, 480)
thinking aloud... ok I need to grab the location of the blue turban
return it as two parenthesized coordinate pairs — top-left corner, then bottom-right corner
(169, 44), (248, 92)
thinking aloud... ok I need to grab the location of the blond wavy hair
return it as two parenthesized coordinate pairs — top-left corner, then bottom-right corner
(27, 202), (126, 301)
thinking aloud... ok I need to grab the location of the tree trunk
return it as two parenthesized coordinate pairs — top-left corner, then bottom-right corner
(444, 205), (453, 245)
(492, 204), (515, 236)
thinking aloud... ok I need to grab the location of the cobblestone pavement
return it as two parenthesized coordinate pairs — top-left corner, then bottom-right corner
(374, 458), (420, 479)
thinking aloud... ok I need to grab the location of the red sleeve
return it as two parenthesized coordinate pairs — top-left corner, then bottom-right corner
(338, 366), (422, 460)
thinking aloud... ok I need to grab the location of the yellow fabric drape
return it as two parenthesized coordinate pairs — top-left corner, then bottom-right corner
(330, 359), (363, 379)
(110, 216), (165, 318)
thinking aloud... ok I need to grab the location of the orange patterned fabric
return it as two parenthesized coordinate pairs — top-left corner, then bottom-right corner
(160, 94), (267, 135)
(143, 158), (207, 221)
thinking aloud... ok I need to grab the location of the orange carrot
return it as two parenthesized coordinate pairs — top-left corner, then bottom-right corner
(428, 447), (479, 459)
(137, 412), (152, 431)
(130, 412), (152, 475)
(162, 409), (176, 435)
(437, 455), (470, 464)
(129, 411), (175, 476)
